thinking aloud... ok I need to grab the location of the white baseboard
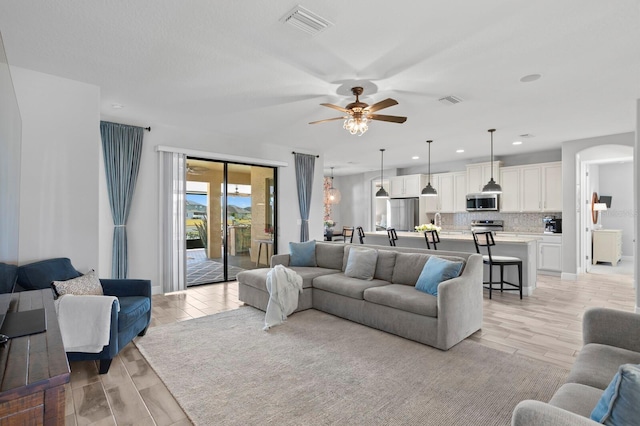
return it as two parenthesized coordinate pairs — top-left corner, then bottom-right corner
(561, 272), (578, 281)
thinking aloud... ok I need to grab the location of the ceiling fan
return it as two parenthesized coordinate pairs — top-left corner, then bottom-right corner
(309, 87), (407, 136)
(186, 165), (208, 175)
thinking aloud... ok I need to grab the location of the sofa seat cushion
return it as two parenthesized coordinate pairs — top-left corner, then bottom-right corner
(364, 284), (437, 318)
(566, 343), (640, 390)
(548, 383), (603, 418)
(118, 296), (151, 331)
(312, 273), (389, 300)
(237, 268), (339, 291)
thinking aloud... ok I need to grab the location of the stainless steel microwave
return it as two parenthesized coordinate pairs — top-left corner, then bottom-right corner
(466, 193), (500, 211)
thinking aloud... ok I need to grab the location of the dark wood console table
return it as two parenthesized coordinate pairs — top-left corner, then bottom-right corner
(0, 289), (70, 425)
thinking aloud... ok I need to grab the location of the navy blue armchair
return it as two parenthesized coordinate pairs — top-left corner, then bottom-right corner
(16, 258), (151, 374)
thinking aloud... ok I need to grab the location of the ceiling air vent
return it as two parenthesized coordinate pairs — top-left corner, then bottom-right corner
(438, 95), (463, 105)
(280, 5), (333, 36)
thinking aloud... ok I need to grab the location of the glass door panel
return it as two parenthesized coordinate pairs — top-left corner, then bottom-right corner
(186, 158), (276, 286)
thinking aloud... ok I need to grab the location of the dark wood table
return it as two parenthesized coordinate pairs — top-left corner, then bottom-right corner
(0, 289), (70, 425)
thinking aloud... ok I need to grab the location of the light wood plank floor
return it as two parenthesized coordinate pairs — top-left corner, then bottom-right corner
(64, 273), (636, 425)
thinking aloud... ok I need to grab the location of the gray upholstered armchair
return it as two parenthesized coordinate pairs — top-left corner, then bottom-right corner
(16, 258), (151, 374)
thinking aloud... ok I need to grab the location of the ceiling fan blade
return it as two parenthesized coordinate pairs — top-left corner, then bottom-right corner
(309, 116), (347, 125)
(369, 114), (407, 123)
(366, 98), (398, 113)
(320, 103), (350, 113)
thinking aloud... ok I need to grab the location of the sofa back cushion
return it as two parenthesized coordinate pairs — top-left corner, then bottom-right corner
(374, 250), (397, 282)
(0, 263), (18, 294)
(392, 253), (466, 286)
(391, 253), (430, 285)
(17, 258), (82, 291)
(315, 242), (344, 270)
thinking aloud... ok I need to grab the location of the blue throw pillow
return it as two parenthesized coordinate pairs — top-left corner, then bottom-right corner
(289, 240), (317, 267)
(415, 256), (463, 296)
(590, 364), (640, 424)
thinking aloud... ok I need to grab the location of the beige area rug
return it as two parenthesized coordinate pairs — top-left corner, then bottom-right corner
(136, 308), (568, 426)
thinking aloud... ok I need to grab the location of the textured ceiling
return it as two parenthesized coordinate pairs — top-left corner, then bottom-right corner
(0, 1), (638, 175)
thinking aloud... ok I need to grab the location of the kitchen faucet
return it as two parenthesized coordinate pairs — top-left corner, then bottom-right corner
(434, 212), (442, 228)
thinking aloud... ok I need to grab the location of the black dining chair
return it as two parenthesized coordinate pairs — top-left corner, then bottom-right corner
(334, 226), (354, 243)
(386, 228), (398, 246)
(472, 231), (523, 299)
(423, 230), (440, 250)
(355, 226), (365, 244)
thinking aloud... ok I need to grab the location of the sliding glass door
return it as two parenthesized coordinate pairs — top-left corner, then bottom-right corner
(185, 158), (276, 286)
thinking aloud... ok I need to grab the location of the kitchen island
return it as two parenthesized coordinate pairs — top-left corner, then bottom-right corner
(363, 231), (541, 296)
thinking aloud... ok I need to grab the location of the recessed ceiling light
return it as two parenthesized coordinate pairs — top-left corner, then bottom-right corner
(412, 156), (420, 160)
(456, 149), (464, 153)
(519, 133), (535, 138)
(520, 74), (542, 83)
(112, 103), (124, 109)
(512, 141), (523, 145)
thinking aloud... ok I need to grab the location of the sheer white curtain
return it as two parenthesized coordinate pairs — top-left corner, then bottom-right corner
(160, 152), (186, 293)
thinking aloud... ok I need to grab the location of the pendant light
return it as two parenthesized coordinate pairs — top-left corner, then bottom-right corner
(482, 129), (502, 193)
(375, 148), (389, 198)
(421, 140), (437, 197)
(327, 167), (341, 204)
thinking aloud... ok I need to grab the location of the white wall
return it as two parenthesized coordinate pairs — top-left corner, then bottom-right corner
(0, 47), (21, 264)
(12, 67), (100, 272)
(599, 162), (634, 256)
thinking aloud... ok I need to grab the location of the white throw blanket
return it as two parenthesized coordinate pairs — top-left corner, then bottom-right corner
(264, 265), (303, 330)
(54, 294), (119, 353)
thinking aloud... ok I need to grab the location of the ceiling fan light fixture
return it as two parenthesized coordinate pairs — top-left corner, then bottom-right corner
(343, 116), (368, 136)
(376, 148), (389, 199)
(482, 129), (502, 194)
(421, 140), (437, 197)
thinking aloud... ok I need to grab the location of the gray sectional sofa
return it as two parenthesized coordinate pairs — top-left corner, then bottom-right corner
(237, 241), (483, 350)
(512, 307), (640, 425)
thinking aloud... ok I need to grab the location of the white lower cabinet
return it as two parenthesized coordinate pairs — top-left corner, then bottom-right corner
(538, 234), (562, 273)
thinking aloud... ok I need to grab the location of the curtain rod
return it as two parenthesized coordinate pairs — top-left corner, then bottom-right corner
(291, 151), (319, 158)
(144, 127), (151, 132)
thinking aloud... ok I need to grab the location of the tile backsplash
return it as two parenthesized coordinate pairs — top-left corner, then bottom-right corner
(426, 212), (562, 233)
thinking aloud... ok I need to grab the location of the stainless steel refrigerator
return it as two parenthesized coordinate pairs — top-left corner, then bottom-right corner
(388, 198), (418, 231)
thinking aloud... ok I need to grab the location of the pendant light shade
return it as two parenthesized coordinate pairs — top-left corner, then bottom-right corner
(482, 129), (502, 194)
(327, 167), (341, 204)
(376, 148), (389, 198)
(421, 140), (437, 197)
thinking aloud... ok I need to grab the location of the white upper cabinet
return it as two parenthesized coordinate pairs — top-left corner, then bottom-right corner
(389, 174), (424, 198)
(542, 163), (562, 212)
(499, 167), (521, 212)
(466, 161), (502, 193)
(496, 162), (562, 212)
(422, 171), (466, 213)
(521, 166), (542, 212)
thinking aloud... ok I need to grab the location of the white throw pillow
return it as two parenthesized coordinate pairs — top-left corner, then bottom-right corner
(52, 270), (103, 297)
(344, 248), (378, 280)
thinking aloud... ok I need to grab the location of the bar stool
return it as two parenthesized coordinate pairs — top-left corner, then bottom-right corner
(387, 228), (398, 246)
(472, 231), (522, 299)
(423, 230), (440, 250)
(356, 226), (365, 244)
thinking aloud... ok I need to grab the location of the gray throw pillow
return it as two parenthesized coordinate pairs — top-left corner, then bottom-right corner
(344, 248), (378, 280)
